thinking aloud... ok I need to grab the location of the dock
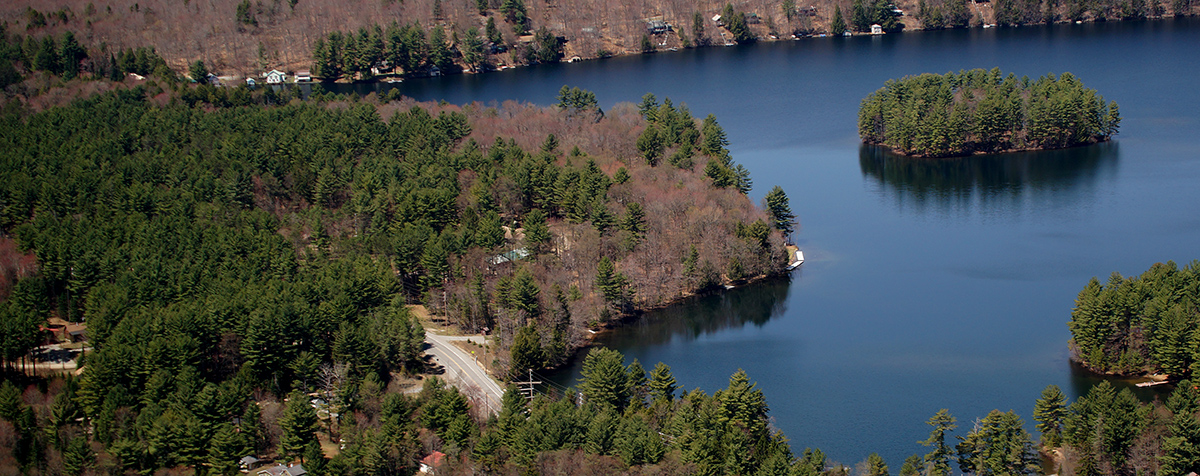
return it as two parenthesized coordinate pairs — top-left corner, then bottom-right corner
(1135, 374), (1170, 387)
(787, 250), (804, 270)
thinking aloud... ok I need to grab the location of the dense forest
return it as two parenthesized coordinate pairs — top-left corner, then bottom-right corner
(0, 63), (805, 472)
(0, 77), (794, 367)
(309, 19), (562, 81)
(1069, 260), (1200, 378)
(857, 68), (1120, 158)
(1030, 378), (1200, 476)
(7, 337), (1200, 476)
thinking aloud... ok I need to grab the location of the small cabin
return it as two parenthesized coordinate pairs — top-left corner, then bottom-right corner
(245, 78), (256, 87)
(296, 70), (312, 82)
(870, 24), (883, 35)
(265, 69), (286, 84)
(419, 452), (446, 474)
(239, 456), (260, 472)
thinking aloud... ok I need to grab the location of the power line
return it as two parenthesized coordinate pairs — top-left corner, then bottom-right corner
(530, 369), (572, 394)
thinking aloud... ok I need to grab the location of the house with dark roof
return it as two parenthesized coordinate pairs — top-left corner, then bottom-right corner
(238, 456), (260, 472)
(256, 463), (306, 476)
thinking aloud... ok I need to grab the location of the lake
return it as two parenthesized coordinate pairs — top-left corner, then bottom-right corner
(338, 18), (1200, 468)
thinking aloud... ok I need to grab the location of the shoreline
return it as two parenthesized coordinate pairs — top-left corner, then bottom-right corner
(1068, 353), (1175, 387)
(862, 138), (1116, 160)
(546, 268), (795, 381)
(300, 16), (1188, 87)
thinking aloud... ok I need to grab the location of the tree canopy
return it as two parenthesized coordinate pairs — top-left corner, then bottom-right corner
(859, 68), (1120, 157)
(1069, 260), (1200, 377)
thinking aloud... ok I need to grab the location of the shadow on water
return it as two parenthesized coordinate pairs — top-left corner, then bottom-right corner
(859, 142), (1119, 214)
(544, 276), (792, 389)
(598, 276), (793, 349)
(1067, 359), (1174, 403)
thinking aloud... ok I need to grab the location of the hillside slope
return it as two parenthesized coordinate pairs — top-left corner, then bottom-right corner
(4, 0), (1190, 79)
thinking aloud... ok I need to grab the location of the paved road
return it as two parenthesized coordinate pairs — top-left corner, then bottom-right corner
(424, 332), (505, 414)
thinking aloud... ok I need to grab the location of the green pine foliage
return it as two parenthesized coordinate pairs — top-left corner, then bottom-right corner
(831, 5), (848, 35)
(852, 0), (905, 32)
(866, 453), (889, 476)
(763, 185), (796, 237)
(920, 409), (957, 476)
(0, 82), (798, 475)
(1068, 260), (1200, 376)
(277, 391), (319, 460)
(1063, 380), (1149, 471)
(313, 22), (471, 80)
(648, 362), (678, 402)
(858, 68), (1120, 157)
(722, 4), (755, 43)
(509, 324), (544, 376)
(557, 85), (602, 118)
(916, 0), (973, 28)
(0, 27), (173, 85)
(954, 410), (1039, 475)
(1033, 384), (1067, 447)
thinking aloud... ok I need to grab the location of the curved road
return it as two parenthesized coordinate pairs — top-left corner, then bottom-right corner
(424, 332), (505, 414)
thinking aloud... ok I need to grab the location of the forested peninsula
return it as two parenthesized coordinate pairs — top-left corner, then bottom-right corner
(0, 76), (794, 377)
(1069, 260), (1200, 378)
(857, 68), (1121, 158)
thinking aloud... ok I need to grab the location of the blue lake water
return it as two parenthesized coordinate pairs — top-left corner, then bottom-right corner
(339, 18), (1200, 467)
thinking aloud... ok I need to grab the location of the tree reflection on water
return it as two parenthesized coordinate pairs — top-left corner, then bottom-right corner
(596, 276), (793, 349)
(859, 142), (1119, 215)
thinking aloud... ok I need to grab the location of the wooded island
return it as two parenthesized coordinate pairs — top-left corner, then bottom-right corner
(858, 68), (1120, 158)
(1069, 260), (1200, 378)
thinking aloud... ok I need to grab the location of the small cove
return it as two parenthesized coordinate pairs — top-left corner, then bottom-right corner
(334, 18), (1200, 466)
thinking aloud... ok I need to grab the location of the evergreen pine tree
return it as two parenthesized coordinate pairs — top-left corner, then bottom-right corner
(649, 362), (678, 402)
(509, 325), (544, 377)
(1034, 384), (1067, 447)
(866, 453), (889, 476)
(277, 391), (319, 460)
(832, 5), (848, 35)
(852, 0), (871, 31)
(626, 359), (648, 408)
(578, 347), (630, 411)
(920, 409), (957, 476)
(763, 185), (796, 237)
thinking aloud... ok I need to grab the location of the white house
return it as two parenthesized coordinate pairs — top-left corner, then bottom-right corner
(870, 24), (883, 35)
(265, 69), (287, 84)
(296, 70), (312, 82)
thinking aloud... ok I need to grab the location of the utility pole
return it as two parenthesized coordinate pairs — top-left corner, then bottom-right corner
(515, 369), (541, 401)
